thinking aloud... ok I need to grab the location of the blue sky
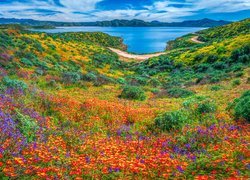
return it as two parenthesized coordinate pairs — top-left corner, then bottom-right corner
(0, 0), (249, 22)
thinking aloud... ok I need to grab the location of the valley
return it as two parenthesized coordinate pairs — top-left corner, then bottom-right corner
(0, 18), (249, 179)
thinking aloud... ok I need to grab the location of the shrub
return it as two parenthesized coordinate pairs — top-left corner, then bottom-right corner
(193, 54), (205, 63)
(151, 88), (160, 94)
(167, 88), (194, 98)
(154, 110), (189, 131)
(134, 76), (148, 86)
(229, 91), (250, 122)
(148, 78), (161, 87)
(212, 62), (227, 70)
(238, 55), (250, 64)
(232, 79), (241, 87)
(247, 77), (250, 84)
(183, 96), (217, 116)
(235, 71), (244, 77)
(209, 76), (221, 84)
(207, 55), (218, 63)
(92, 53), (119, 68)
(83, 72), (97, 82)
(35, 68), (44, 76)
(195, 63), (210, 73)
(15, 111), (39, 143)
(119, 86), (146, 101)
(62, 72), (81, 84)
(210, 85), (223, 91)
(230, 63), (243, 72)
(93, 74), (115, 86)
(3, 76), (28, 91)
(117, 78), (126, 84)
(20, 58), (33, 67)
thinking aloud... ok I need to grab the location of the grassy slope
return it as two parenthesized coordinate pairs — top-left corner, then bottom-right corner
(0, 20), (249, 179)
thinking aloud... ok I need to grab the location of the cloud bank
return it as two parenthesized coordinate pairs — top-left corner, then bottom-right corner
(0, 0), (249, 22)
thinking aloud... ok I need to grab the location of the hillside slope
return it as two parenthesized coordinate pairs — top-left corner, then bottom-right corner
(0, 20), (249, 179)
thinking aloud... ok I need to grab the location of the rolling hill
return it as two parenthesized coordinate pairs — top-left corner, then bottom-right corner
(0, 19), (249, 179)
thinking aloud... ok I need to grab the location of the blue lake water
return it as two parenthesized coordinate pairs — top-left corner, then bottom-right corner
(34, 27), (205, 54)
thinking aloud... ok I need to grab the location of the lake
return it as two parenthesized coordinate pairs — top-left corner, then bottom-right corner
(34, 27), (205, 54)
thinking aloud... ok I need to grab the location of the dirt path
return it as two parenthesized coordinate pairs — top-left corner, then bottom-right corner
(191, 36), (204, 44)
(108, 47), (167, 60)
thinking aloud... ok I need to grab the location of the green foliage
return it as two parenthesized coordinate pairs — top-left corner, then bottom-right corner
(15, 110), (39, 143)
(119, 86), (146, 101)
(207, 55), (219, 63)
(50, 32), (126, 50)
(167, 88), (194, 98)
(62, 72), (82, 84)
(210, 85), (223, 91)
(231, 45), (250, 64)
(167, 34), (198, 50)
(92, 53), (120, 69)
(231, 79), (241, 87)
(20, 58), (33, 67)
(183, 96), (217, 116)
(117, 78), (126, 84)
(83, 72), (97, 82)
(3, 76), (28, 90)
(154, 110), (189, 131)
(229, 91), (250, 122)
(148, 78), (161, 87)
(198, 19), (250, 42)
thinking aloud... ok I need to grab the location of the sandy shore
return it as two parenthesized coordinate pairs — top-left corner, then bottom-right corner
(108, 47), (167, 60)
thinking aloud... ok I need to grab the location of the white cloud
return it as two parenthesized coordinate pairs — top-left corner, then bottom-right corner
(60, 0), (103, 12)
(0, 0), (249, 22)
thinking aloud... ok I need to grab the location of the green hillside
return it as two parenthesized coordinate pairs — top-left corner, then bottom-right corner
(0, 19), (249, 179)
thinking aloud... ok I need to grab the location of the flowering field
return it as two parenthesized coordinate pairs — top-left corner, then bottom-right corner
(0, 20), (250, 179)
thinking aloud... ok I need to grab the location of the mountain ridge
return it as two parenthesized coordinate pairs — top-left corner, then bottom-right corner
(0, 17), (231, 27)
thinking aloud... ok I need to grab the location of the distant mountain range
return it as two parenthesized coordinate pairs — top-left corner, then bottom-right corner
(0, 18), (231, 27)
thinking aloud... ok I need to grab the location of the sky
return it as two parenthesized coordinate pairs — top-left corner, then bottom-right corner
(0, 0), (249, 22)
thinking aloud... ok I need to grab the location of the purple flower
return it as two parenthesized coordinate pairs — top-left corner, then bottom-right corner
(177, 166), (184, 173)
(185, 143), (191, 149)
(85, 156), (90, 163)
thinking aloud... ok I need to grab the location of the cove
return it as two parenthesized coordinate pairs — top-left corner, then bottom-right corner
(34, 26), (205, 54)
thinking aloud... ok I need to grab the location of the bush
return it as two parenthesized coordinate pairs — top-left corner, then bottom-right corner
(119, 86), (146, 101)
(83, 72), (97, 82)
(93, 74), (115, 86)
(20, 58), (33, 67)
(235, 71), (244, 77)
(183, 96), (217, 116)
(238, 55), (250, 64)
(207, 55), (218, 63)
(195, 63), (210, 73)
(15, 111), (39, 142)
(247, 77), (250, 84)
(92, 53), (119, 68)
(154, 110), (189, 131)
(3, 76), (28, 91)
(167, 88), (194, 98)
(209, 76), (221, 84)
(210, 85), (223, 91)
(212, 62), (227, 70)
(230, 91), (250, 122)
(232, 79), (241, 87)
(117, 78), (126, 84)
(148, 78), (161, 87)
(62, 72), (81, 84)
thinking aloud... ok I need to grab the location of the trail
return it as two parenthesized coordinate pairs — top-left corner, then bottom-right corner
(190, 36), (204, 44)
(108, 47), (167, 61)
